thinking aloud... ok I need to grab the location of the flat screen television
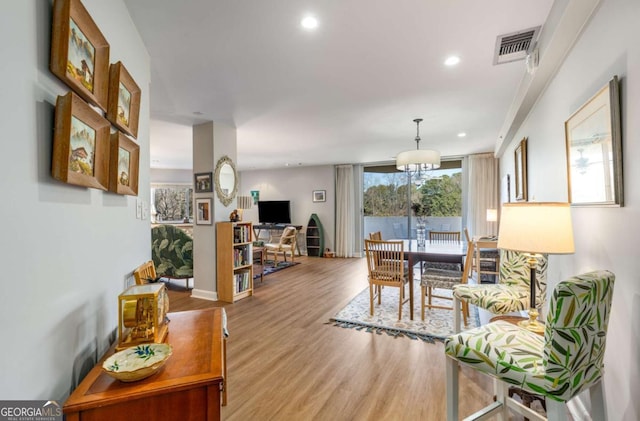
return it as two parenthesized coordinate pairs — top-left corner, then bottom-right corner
(257, 200), (291, 224)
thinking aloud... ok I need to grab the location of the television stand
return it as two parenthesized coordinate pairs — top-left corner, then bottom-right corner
(253, 224), (303, 255)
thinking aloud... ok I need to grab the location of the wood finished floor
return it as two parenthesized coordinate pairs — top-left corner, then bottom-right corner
(167, 255), (530, 421)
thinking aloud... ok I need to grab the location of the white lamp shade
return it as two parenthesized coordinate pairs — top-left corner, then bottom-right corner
(237, 196), (253, 210)
(497, 202), (575, 254)
(396, 149), (441, 171)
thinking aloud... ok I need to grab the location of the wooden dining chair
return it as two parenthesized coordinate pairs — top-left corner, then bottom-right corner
(420, 239), (473, 323)
(368, 231), (382, 240)
(133, 260), (159, 285)
(463, 228), (499, 283)
(429, 231), (460, 242)
(364, 239), (408, 320)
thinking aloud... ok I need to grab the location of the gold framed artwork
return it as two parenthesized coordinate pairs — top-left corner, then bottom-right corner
(107, 61), (141, 138)
(50, 0), (110, 111)
(514, 138), (528, 201)
(195, 198), (212, 225)
(52, 92), (110, 190)
(109, 132), (140, 196)
(565, 76), (623, 206)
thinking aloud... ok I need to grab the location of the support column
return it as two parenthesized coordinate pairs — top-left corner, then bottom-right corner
(191, 121), (237, 300)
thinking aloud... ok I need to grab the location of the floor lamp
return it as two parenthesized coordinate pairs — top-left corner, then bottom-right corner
(497, 202), (574, 332)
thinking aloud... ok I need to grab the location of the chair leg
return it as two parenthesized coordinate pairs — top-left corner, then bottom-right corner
(445, 356), (459, 421)
(589, 381), (606, 421)
(453, 296), (461, 333)
(369, 284), (374, 316)
(421, 285), (426, 321)
(545, 398), (568, 421)
(398, 284), (403, 320)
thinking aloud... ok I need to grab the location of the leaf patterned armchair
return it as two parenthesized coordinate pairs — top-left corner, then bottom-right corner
(151, 224), (193, 286)
(444, 270), (615, 421)
(452, 250), (548, 331)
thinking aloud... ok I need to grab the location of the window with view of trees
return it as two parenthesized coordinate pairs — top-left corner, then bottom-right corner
(151, 184), (193, 223)
(364, 163), (462, 218)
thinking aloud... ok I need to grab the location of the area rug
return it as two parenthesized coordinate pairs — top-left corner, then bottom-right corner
(254, 260), (299, 279)
(330, 285), (479, 343)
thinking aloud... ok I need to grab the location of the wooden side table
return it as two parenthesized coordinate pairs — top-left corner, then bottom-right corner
(64, 308), (225, 421)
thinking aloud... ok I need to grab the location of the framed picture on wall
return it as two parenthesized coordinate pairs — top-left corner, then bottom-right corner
(50, 0), (110, 111)
(106, 61), (141, 138)
(194, 172), (213, 193)
(109, 131), (139, 196)
(514, 138), (528, 201)
(195, 198), (212, 225)
(52, 92), (110, 190)
(565, 75), (623, 206)
(313, 190), (326, 202)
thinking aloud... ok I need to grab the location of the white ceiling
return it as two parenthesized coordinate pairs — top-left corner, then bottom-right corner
(124, 0), (554, 171)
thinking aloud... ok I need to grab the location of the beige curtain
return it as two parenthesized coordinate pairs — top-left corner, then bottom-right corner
(335, 165), (355, 257)
(466, 153), (499, 237)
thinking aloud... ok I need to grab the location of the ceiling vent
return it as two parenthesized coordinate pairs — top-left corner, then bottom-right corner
(493, 26), (540, 65)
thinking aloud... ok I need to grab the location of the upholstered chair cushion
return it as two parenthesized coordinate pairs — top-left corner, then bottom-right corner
(446, 270), (615, 402)
(452, 250), (548, 315)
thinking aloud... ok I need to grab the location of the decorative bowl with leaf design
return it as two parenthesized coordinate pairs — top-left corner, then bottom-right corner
(102, 343), (172, 382)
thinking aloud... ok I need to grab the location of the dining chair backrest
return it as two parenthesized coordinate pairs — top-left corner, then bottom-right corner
(429, 231), (460, 243)
(134, 260), (157, 285)
(364, 239), (405, 285)
(499, 250), (548, 307)
(369, 231), (382, 240)
(543, 270), (615, 401)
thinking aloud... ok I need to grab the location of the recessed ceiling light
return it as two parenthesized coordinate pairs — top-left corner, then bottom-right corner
(457, 132), (467, 138)
(444, 56), (460, 66)
(301, 15), (318, 30)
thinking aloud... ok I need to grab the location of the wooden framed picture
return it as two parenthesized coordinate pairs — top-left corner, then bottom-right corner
(107, 61), (141, 138)
(52, 92), (110, 190)
(195, 198), (212, 225)
(109, 132), (139, 196)
(565, 76), (623, 206)
(50, 0), (110, 111)
(514, 138), (528, 201)
(194, 172), (213, 193)
(313, 190), (326, 202)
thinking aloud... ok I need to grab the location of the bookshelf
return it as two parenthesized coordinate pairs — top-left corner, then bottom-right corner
(216, 221), (253, 303)
(306, 214), (324, 257)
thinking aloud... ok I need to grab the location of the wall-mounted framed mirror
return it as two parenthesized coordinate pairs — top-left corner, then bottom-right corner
(214, 155), (238, 207)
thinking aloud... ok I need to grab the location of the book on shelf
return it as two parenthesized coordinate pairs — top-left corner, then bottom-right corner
(234, 271), (250, 293)
(233, 224), (251, 243)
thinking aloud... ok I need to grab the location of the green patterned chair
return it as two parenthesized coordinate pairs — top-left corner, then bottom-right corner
(452, 250), (548, 332)
(151, 224), (193, 288)
(444, 270), (615, 421)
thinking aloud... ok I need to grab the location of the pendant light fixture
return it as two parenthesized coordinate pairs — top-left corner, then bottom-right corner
(396, 118), (441, 183)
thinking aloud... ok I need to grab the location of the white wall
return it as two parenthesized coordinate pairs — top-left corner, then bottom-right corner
(150, 168), (192, 184)
(0, 0), (150, 400)
(240, 166), (336, 253)
(499, 0), (640, 418)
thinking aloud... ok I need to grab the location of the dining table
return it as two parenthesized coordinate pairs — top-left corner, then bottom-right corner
(391, 239), (467, 320)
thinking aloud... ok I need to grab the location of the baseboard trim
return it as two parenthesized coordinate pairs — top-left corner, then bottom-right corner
(190, 289), (218, 301)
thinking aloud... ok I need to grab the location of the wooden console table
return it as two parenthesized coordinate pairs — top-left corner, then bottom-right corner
(64, 308), (225, 421)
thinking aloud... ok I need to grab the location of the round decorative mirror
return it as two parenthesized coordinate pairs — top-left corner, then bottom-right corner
(214, 155), (238, 207)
